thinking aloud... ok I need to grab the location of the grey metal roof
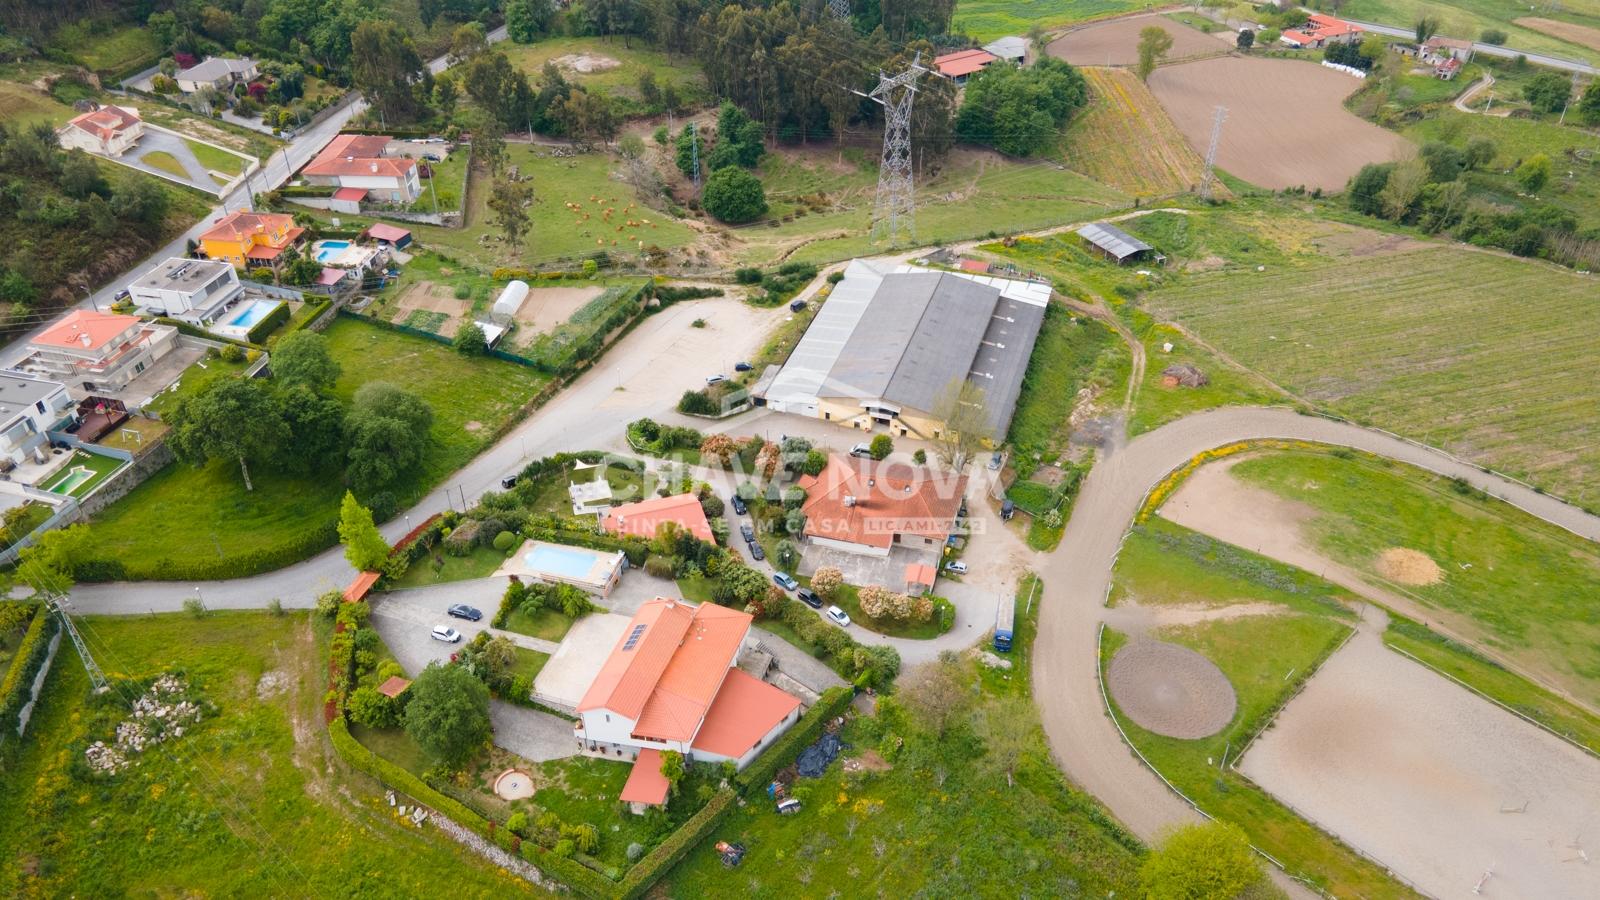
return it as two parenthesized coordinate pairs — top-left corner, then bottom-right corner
(1076, 222), (1152, 259)
(968, 293), (1047, 436)
(984, 36), (1028, 60)
(180, 57), (257, 82)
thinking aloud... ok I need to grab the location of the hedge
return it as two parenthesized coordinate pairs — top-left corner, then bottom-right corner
(735, 686), (854, 797)
(0, 604), (58, 757)
(520, 839), (617, 898)
(616, 788), (737, 900)
(155, 316), (261, 351)
(75, 521), (339, 582)
(246, 300), (293, 344)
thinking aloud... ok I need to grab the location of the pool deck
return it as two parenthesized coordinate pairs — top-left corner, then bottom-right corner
(494, 539), (625, 596)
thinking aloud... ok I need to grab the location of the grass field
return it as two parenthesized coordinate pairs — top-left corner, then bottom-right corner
(952, 0), (1143, 42)
(136, 104), (283, 161)
(1127, 313), (1286, 436)
(139, 149), (189, 179)
(80, 318), (552, 579)
(666, 573), (1146, 895)
(51, 22), (162, 74)
(1230, 449), (1600, 709)
(1007, 301), (1125, 461)
(390, 544), (505, 588)
(1105, 521), (1407, 897)
(500, 35), (709, 112)
(0, 612), (541, 897)
(1338, 0), (1600, 60)
(0, 78), (75, 128)
(1064, 67), (1208, 199)
(184, 138), (249, 175)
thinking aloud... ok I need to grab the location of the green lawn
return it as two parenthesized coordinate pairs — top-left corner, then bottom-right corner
(501, 606), (578, 643)
(137, 149), (190, 180)
(135, 103), (284, 161)
(413, 149), (469, 212)
(509, 645), (550, 682)
(184, 138), (249, 175)
(1229, 448), (1600, 708)
(145, 355), (253, 417)
(40, 449), (125, 497)
(499, 35), (710, 114)
(389, 544), (506, 588)
(1006, 301), (1126, 462)
(52, 22), (162, 73)
(1106, 521), (1406, 897)
(0, 611), (544, 897)
(1127, 314), (1286, 435)
(79, 317), (553, 581)
(0, 78), (75, 128)
(953, 0), (1143, 41)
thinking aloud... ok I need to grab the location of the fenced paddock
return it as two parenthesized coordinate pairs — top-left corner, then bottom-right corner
(1238, 630), (1600, 899)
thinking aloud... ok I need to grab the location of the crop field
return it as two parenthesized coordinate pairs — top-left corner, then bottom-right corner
(1063, 67), (1207, 198)
(952, 0), (1143, 41)
(1338, 0), (1600, 60)
(1515, 16), (1600, 52)
(1149, 56), (1412, 191)
(1048, 16), (1231, 67)
(1144, 246), (1600, 502)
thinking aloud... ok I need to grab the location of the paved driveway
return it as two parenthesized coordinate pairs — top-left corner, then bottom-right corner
(370, 583), (561, 677)
(126, 129), (229, 195)
(490, 701), (577, 763)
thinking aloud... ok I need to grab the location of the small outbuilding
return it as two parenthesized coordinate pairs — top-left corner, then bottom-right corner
(377, 676), (412, 699)
(984, 36), (1028, 64)
(362, 222), (413, 250)
(934, 48), (998, 84)
(1076, 222), (1158, 265)
(493, 279), (530, 318)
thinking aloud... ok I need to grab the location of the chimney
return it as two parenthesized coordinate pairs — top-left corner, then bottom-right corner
(370, 162), (379, 173)
(80, 332), (93, 348)
(843, 495), (856, 507)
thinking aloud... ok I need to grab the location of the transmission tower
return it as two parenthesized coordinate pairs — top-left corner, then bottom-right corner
(827, 0), (850, 21)
(1200, 105), (1227, 201)
(49, 597), (107, 691)
(856, 53), (926, 245)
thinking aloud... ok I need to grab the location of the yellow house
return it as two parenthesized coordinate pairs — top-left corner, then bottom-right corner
(199, 211), (305, 271)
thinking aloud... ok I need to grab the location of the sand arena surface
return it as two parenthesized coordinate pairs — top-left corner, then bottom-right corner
(1107, 639), (1238, 739)
(1375, 547), (1442, 585)
(1049, 17), (1232, 67)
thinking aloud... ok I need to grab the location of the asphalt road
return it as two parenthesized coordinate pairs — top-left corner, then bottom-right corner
(1345, 19), (1596, 76)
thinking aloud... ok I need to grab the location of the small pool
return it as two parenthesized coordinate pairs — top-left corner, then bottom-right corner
(524, 544), (604, 581)
(314, 240), (351, 264)
(227, 299), (280, 328)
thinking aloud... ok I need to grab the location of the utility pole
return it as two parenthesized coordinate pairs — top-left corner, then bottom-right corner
(855, 53), (926, 245)
(690, 123), (701, 188)
(1200, 105), (1227, 202)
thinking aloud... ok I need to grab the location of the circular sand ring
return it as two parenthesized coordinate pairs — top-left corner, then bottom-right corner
(493, 769), (534, 800)
(1107, 640), (1237, 739)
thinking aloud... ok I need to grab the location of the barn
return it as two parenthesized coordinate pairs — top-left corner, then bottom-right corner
(1077, 222), (1159, 265)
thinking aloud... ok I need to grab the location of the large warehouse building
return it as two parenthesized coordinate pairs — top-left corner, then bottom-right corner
(754, 259), (1049, 440)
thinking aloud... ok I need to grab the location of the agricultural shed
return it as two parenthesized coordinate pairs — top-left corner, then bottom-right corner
(934, 48), (998, 84)
(1076, 222), (1157, 264)
(984, 36), (1028, 64)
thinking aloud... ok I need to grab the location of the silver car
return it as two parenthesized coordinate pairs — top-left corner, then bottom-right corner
(430, 625), (462, 643)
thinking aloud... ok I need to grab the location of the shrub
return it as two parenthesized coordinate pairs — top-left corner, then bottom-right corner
(733, 267), (763, 285)
(349, 685), (400, 727)
(912, 449), (927, 465)
(492, 530), (517, 551)
(316, 590), (342, 619)
(219, 343), (246, 363)
(506, 811), (529, 837)
(810, 567), (842, 600)
(869, 433), (893, 460)
(703, 167), (768, 223)
(644, 555), (675, 578)
(0, 605), (55, 745)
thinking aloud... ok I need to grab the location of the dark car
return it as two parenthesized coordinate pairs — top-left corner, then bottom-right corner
(747, 540), (765, 561)
(789, 300), (807, 313)
(797, 588), (822, 609)
(740, 522), (756, 542)
(734, 361), (753, 372)
(500, 474), (518, 490)
(447, 604), (482, 621)
(731, 495), (748, 516)
(1000, 499), (1016, 520)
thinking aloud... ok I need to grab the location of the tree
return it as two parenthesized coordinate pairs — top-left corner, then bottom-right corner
(488, 178), (536, 248)
(1463, 136), (1497, 170)
(58, 152), (109, 200)
(271, 331), (341, 391)
(701, 167), (767, 224)
(897, 652), (970, 739)
(1136, 25), (1174, 81)
(1140, 822), (1264, 900)
(345, 382), (434, 495)
(1523, 72), (1572, 114)
(349, 685), (401, 727)
(659, 749), (686, 796)
(448, 22), (488, 63)
(1378, 157), (1429, 221)
(955, 58), (1088, 157)
(350, 21), (424, 123)
(1346, 162), (1392, 216)
(675, 124), (701, 179)
(404, 662), (492, 769)
(339, 491), (391, 571)
(453, 321), (488, 355)
(111, 177), (169, 224)
(168, 378), (286, 490)
(1516, 153), (1552, 193)
(275, 384), (345, 473)
(1578, 80), (1600, 124)
(868, 433), (893, 460)
(698, 433), (738, 466)
(1414, 16), (1440, 45)
(1480, 28), (1507, 45)
(1419, 141), (1466, 182)
(810, 566), (843, 601)
(18, 524), (90, 592)
(1235, 28), (1254, 51)
(930, 378), (992, 467)
(704, 102), (764, 171)
(553, 89), (618, 148)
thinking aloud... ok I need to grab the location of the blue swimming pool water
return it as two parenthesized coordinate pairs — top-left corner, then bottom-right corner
(227, 300), (280, 328)
(315, 240), (351, 263)
(524, 544), (601, 580)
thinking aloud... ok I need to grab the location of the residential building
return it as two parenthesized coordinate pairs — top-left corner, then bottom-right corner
(0, 371), (75, 469)
(127, 258), (244, 327)
(15, 309), (179, 394)
(199, 211), (307, 271)
(176, 56), (259, 94)
(58, 105), (143, 157)
(575, 598), (802, 806)
(602, 493), (715, 544)
(1279, 14), (1362, 49)
(793, 454), (967, 557)
(934, 48), (998, 84)
(302, 134), (421, 204)
(755, 258), (1049, 440)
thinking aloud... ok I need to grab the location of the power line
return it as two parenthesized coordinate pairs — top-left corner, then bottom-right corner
(857, 54), (927, 246)
(1201, 105), (1227, 202)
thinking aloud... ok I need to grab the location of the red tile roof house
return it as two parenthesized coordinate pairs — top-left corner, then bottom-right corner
(601, 492), (715, 544)
(301, 134), (422, 205)
(934, 48), (998, 85)
(58, 105), (144, 157)
(794, 454), (968, 557)
(15, 309), (178, 394)
(1279, 14), (1362, 49)
(575, 598), (802, 811)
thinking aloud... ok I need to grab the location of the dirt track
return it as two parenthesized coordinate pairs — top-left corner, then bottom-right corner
(1049, 17), (1232, 67)
(1148, 57), (1412, 191)
(1107, 639), (1237, 738)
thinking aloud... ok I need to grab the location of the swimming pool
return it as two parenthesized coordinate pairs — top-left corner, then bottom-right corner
(227, 299), (279, 328)
(524, 544), (604, 581)
(314, 240), (351, 264)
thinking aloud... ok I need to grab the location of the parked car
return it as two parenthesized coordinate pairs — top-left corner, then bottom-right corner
(944, 561), (968, 575)
(706, 374), (727, 385)
(447, 604), (482, 621)
(112, 288), (131, 303)
(789, 300), (807, 313)
(430, 625), (462, 643)
(1000, 499), (1015, 520)
(773, 571), (799, 591)
(500, 474), (518, 489)
(797, 588), (822, 609)
(734, 361), (753, 372)
(825, 605), (851, 627)
(849, 443), (873, 458)
(988, 451), (1003, 471)
(747, 540), (765, 561)
(740, 523), (756, 542)
(731, 494), (748, 516)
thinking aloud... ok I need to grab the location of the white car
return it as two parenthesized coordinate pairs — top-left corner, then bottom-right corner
(430, 625), (462, 643)
(825, 606), (851, 627)
(944, 560), (968, 575)
(706, 374), (727, 385)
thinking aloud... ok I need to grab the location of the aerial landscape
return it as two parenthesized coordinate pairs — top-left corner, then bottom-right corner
(1, 0), (1598, 897)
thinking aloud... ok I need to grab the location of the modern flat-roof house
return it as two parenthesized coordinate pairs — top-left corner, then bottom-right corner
(199, 211), (307, 271)
(794, 454), (967, 557)
(934, 48), (998, 84)
(495, 539), (626, 596)
(602, 493), (715, 544)
(127, 258), (244, 327)
(1280, 14), (1362, 49)
(575, 597), (802, 808)
(176, 56), (259, 94)
(15, 310), (178, 394)
(755, 258), (1049, 441)
(1076, 222), (1160, 265)
(58, 105), (143, 157)
(302, 134), (421, 205)
(0, 371), (74, 470)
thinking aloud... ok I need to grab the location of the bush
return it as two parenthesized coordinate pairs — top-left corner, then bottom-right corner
(0, 605), (55, 746)
(810, 567), (842, 601)
(492, 530), (518, 551)
(733, 267), (763, 285)
(644, 555), (675, 578)
(315, 590), (343, 619)
(869, 433), (893, 460)
(702, 167), (768, 224)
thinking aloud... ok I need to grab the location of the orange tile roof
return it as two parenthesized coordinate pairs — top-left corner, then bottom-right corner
(343, 570), (381, 603)
(333, 186), (368, 201)
(364, 223), (411, 242)
(318, 133), (392, 159)
(795, 455), (967, 550)
(690, 669), (801, 758)
(68, 105), (140, 140)
(200, 211), (303, 248)
(619, 749), (671, 806)
(602, 493), (715, 544)
(377, 676), (411, 698)
(905, 563), (936, 587)
(935, 48), (997, 78)
(305, 134), (414, 179)
(32, 309), (141, 352)
(577, 598), (696, 718)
